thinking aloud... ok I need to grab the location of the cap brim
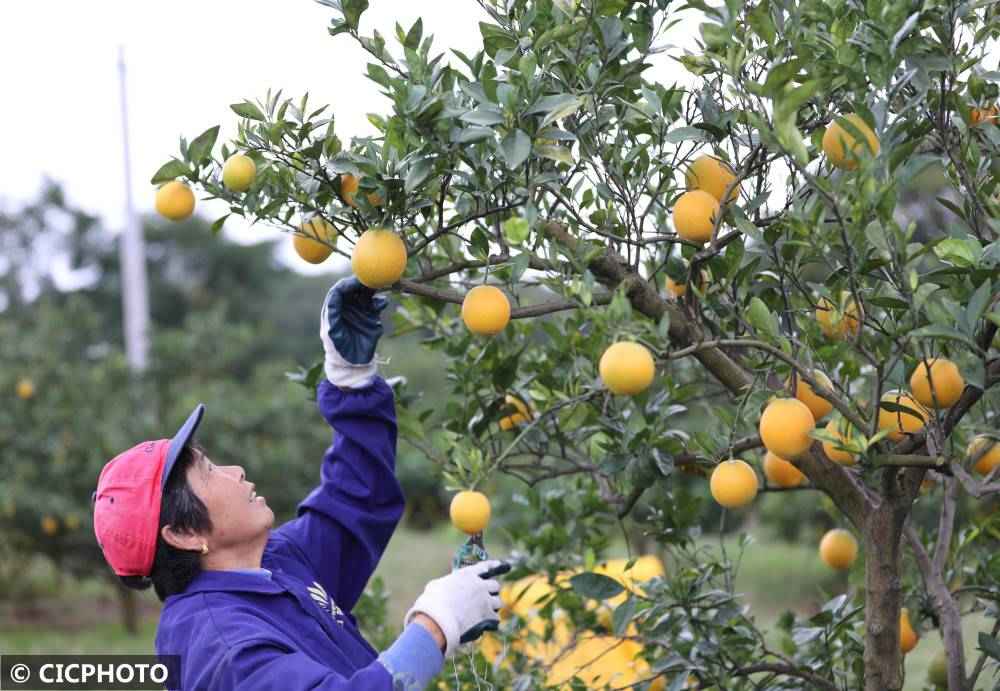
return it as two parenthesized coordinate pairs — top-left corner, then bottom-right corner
(161, 404), (205, 491)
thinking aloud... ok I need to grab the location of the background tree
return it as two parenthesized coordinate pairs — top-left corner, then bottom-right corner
(154, 0), (1000, 689)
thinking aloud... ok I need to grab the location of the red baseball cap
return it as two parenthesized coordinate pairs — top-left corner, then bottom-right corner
(93, 404), (205, 577)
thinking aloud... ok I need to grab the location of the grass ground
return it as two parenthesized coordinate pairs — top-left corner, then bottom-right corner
(1, 525), (995, 689)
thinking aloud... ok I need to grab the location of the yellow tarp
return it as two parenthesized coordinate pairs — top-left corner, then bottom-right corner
(478, 556), (668, 690)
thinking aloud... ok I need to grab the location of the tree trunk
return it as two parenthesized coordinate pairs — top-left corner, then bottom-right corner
(864, 505), (904, 691)
(117, 584), (139, 634)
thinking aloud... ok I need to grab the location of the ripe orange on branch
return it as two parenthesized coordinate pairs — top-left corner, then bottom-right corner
(155, 180), (195, 221)
(791, 369), (834, 421)
(900, 608), (919, 654)
(684, 154), (739, 203)
(340, 173), (360, 208)
(819, 529), (858, 570)
(759, 398), (816, 459)
(461, 285), (511, 335)
(222, 154), (257, 192)
(351, 228), (408, 288)
(599, 342), (655, 395)
(822, 417), (858, 466)
(499, 394), (532, 431)
(763, 451), (805, 488)
(450, 491), (491, 535)
(967, 435), (1000, 475)
(672, 190), (720, 244)
(909, 357), (964, 409)
(822, 113), (879, 170)
(293, 217), (337, 264)
(877, 390), (928, 441)
(816, 294), (863, 340)
(710, 459), (758, 508)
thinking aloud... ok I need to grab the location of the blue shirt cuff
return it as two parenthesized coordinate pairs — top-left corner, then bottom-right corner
(377, 622), (444, 690)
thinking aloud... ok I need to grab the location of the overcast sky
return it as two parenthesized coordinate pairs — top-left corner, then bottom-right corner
(0, 1), (698, 273)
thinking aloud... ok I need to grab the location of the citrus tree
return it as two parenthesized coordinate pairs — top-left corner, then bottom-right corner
(154, 0), (1000, 688)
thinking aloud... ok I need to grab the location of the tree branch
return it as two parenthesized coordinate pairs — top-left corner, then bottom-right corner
(542, 220), (752, 395)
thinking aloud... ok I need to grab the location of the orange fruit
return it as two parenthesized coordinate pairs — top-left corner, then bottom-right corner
(878, 390), (928, 442)
(450, 491), (491, 534)
(155, 180), (195, 221)
(351, 228), (408, 288)
(763, 451), (805, 488)
(822, 417), (858, 465)
(822, 113), (879, 170)
(461, 285), (511, 335)
(340, 173), (360, 207)
(684, 155), (739, 203)
(909, 358), (964, 409)
(900, 608), (919, 654)
(499, 394), (532, 431)
(599, 342), (656, 395)
(819, 529), (858, 570)
(16, 378), (35, 400)
(791, 369), (834, 421)
(293, 217), (337, 264)
(759, 398), (816, 459)
(968, 435), (1000, 475)
(41, 515), (59, 536)
(710, 459), (759, 508)
(222, 154), (256, 192)
(816, 294), (863, 339)
(672, 190), (720, 244)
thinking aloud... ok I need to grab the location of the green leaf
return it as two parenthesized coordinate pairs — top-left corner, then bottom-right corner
(965, 280), (993, 332)
(612, 596), (637, 636)
(979, 633), (1000, 661)
(934, 237), (981, 267)
(404, 157), (433, 193)
(510, 252), (531, 283)
(210, 214), (229, 235)
(665, 126), (712, 144)
(460, 108), (504, 126)
(187, 125), (219, 165)
(455, 126), (495, 144)
(479, 22), (517, 58)
(503, 217), (530, 245)
(150, 160), (189, 185)
(747, 297), (779, 339)
(570, 572), (624, 600)
(343, 0), (369, 30)
(231, 101), (266, 122)
(539, 96), (584, 129)
(404, 17), (423, 49)
(763, 58), (807, 95)
(501, 129), (531, 169)
(909, 324), (981, 351)
(535, 141), (574, 165)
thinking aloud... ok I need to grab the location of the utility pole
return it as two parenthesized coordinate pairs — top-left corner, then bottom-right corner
(117, 46), (150, 373)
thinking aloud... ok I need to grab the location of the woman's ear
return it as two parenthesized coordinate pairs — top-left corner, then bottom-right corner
(161, 524), (205, 552)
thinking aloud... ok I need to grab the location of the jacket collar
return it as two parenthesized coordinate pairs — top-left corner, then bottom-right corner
(167, 568), (287, 600)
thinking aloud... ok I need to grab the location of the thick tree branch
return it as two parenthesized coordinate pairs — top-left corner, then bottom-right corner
(905, 523), (966, 691)
(542, 220), (752, 395)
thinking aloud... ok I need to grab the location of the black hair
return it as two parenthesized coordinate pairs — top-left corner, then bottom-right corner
(118, 442), (213, 602)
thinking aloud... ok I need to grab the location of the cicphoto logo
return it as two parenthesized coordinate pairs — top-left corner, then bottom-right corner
(0, 655), (180, 690)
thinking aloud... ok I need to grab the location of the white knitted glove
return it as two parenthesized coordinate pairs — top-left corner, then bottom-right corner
(403, 560), (506, 658)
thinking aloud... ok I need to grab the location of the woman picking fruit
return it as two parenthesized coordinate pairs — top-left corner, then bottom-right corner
(91, 277), (509, 690)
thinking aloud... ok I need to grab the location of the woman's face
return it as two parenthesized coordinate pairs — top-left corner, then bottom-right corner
(185, 449), (274, 548)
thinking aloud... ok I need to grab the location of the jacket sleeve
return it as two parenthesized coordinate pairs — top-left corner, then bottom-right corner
(211, 638), (397, 690)
(271, 376), (405, 613)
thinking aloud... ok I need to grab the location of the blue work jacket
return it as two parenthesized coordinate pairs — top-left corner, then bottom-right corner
(155, 377), (406, 690)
